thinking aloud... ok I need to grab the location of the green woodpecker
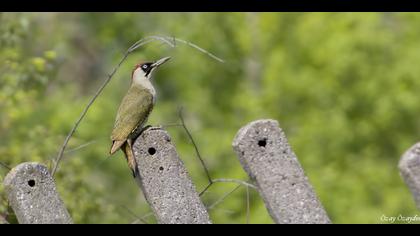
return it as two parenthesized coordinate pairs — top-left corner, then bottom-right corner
(110, 56), (171, 177)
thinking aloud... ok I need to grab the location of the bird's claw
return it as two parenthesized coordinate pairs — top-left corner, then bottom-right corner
(130, 125), (163, 140)
(131, 167), (139, 178)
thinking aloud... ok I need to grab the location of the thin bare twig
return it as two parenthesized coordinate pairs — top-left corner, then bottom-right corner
(178, 108), (213, 184)
(131, 212), (155, 224)
(207, 184), (241, 210)
(175, 108), (257, 223)
(199, 183), (213, 197)
(129, 35), (225, 63)
(212, 179), (257, 190)
(64, 140), (97, 154)
(167, 37), (225, 63)
(128, 36), (173, 52)
(199, 178), (257, 197)
(0, 162), (11, 171)
(52, 36), (224, 177)
(205, 183), (252, 223)
(120, 205), (149, 224)
(176, 108), (257, 201)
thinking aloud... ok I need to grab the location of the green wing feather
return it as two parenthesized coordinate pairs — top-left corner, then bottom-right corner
(111, 85), (154, 142)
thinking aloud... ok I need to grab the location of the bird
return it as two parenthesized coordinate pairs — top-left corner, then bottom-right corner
(110, 56), (171, 177)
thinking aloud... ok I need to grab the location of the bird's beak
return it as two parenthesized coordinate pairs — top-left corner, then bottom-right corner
(151, 56), (171, 68)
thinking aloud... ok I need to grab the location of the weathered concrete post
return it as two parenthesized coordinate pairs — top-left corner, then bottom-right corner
(133, 128), (211, 224)
(232, 119), (330, 224)
(399, 142), (420, 209)
(3, 162), (72, 224)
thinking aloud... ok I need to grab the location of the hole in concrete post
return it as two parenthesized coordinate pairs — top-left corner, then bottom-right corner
(148, 147), (156, 155)
(159, 166), (164, 171)
(258, 138), (267, 147)
(28, 179), (35, 187)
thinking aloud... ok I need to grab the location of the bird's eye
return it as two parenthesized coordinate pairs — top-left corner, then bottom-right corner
(142, 65), (148, 69)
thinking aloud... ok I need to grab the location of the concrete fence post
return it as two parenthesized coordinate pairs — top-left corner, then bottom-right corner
(232, 119), (330, 224)
(399, 142), (420, 210)
(132, 128), (211, 224)
(3, 162), (72, 224)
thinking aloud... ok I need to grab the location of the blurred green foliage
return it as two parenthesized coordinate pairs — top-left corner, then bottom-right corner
(1, 12), (420, 224)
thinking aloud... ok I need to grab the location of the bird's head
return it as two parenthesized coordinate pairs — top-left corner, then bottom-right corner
(132, 56), (171, 81)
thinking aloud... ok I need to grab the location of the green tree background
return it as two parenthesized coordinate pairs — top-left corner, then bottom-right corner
(1, 12), (420, 224)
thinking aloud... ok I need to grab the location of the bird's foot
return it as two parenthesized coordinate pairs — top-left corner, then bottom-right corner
(130, 125), (152, 140)
(131, 165), (139, 178)
(130, 125), (163, 140)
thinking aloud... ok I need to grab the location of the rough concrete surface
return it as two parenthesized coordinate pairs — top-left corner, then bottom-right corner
(233, 119), (330, 224)
(133, 128), (211, 224)
(399, 142), (420, 210)
(3, 162), (72, 224)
